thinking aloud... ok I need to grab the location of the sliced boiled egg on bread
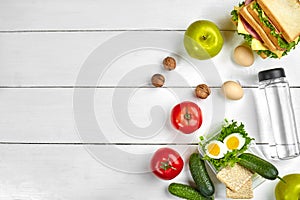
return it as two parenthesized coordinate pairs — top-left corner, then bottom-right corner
(205, 140), (227, 159)
(223, 133), (246, 151)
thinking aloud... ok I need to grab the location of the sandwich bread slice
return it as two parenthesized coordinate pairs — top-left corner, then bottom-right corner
(246, 2), (283, 51)
(239, 3), (278, 51)
(231, 0), (300, 58)
(257, 0), (300, 43)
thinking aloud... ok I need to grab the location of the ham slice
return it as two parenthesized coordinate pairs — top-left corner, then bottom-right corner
(244, 0), (253, 5)
(240, 16), (263, 42)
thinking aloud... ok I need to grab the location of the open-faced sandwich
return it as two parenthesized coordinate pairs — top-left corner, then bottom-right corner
(199, 120), (256, 199)
(231, 0), (300, 58)
(199, 120), (283, 199)
(199, 120), (282, 199)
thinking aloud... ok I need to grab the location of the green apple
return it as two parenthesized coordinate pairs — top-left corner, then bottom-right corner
(184, 20), (224, 60)
(275, 174), (300, 200)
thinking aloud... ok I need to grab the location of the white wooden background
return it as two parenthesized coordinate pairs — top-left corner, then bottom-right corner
(1, 0), (300, 199)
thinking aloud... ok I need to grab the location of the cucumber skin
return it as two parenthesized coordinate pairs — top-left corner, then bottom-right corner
(238, 153), (278, 180)
(189, 153), (215, 197)
(168, 183), (213, 200)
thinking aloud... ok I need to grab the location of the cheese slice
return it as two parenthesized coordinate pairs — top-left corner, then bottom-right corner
(251, 38), (267, 50)
(237, 16), (250, 35)
(251, 38), (284, 58)
(273, 50), (284, 58)
(235, 6), (288, 58)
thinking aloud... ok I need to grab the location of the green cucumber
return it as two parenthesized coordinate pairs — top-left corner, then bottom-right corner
(238, 153), (280, 180)
(168, 183), (213, 200)
(189, 153), (214, 197)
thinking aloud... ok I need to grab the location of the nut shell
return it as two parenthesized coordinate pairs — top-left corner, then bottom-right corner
(195, 84), (211, 99)
(151, 74), (165, 87)
(163, 57), (176, 70)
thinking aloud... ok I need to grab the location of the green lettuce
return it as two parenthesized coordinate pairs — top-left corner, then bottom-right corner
(201, 119), (254, 171)
(231, 1), (299, 58)
(257, 50), (278, 58)
(231, 9), (239, 22)
(241, 33), (253, 46)
(252, 2), (300, 56)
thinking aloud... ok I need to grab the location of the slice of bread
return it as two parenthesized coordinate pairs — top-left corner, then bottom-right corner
(226, 179), (253, 199)
(216, 163), (253, 192)
(257, 0), (300, 43)
(247, 2), (284, 50)
(256, 50), (268, 59)
(239, 5), (277, 51)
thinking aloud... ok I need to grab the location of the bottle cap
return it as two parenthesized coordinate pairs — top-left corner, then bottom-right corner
(258, 68), (286, 82)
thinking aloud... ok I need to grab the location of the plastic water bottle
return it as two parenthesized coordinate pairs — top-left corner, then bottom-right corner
(258, 68), (300, 160)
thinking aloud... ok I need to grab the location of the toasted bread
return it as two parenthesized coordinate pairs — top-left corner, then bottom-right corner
(257, 0), (300, 43)
(239, 5), (277, 51)
(246, 2), (284, 50)
(226, 179), (253, 199)
(216, 163), (253, 192)
(256, 50), (268, 59)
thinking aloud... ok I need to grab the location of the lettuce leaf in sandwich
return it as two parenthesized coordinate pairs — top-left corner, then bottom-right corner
(231, 0), (300, 59)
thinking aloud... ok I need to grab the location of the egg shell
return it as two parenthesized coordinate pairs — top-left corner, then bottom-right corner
(233, 45), (254, 67)
(222, 81), (244, 100)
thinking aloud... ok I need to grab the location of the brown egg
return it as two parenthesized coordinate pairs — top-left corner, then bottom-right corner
(233, 45), (254, 67)
(221, 81), (244, 100)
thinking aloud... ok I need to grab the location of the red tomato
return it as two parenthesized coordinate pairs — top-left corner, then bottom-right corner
(171, 101), (203, 134)
(150, 148), (184, 180)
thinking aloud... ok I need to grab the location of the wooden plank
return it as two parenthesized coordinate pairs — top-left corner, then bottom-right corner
(0, 31), (299, 87)
(0, 88), (300, 143)
(0, 144), (298, 200)
(0, 0), (238, 31)
(0, 144), (196, 200)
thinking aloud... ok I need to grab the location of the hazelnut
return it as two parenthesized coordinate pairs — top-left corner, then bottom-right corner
(163, 57), (176, 70)
(195, 84), (211, 99)
(151, 74), (165, 87)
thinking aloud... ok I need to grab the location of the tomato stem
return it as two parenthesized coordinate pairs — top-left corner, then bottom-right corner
(184, 113), (191, 120)
(184, 107), (191, 126)
(160, 156), (176, 171)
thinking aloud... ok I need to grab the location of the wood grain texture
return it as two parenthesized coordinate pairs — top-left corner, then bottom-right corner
(0, 0), (238, 31)
(0, 144), (196, 200)
(1, 1), (300, 199)
(0, 144), (298, 200)
(0, 31), (299, 87)
(0, 88), (299, 143)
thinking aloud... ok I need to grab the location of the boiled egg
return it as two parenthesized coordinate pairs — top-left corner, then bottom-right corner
(205, 140), (227, 159)
(223, 133), (246, 151)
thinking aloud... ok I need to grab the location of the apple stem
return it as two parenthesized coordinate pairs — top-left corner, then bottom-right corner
(202, 35), (207, 40)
